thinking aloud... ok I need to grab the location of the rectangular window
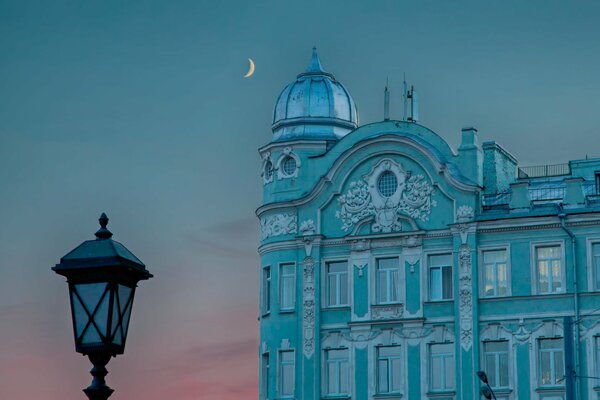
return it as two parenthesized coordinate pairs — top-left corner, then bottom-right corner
(593, 243), (600, 290)
(280, 263), (296, 311)
(536, 245), (562, 294)
(377, 345), (402, 394)
(377, 258), (400, 304)
(327, 261), (348, 307)
(429, 254), (453, 301)
(325, 348), (349, 396)
(482, 249), (508, 297)
(279, 349), (295, 397)
(429, 343), (454, 392)
(595, 337), (600, 378)
(483, 341), (509, 388)
(262, 267), (271, 314)
(261, 352), (269, 399)
(539, 338), (564, 386)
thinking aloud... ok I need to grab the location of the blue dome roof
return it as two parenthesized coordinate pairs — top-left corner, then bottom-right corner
(272, 48), (359, 142)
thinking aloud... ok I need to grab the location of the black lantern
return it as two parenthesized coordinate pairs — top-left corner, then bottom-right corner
(53, 213), (153, 400)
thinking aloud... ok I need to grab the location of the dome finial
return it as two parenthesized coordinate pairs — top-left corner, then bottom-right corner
(305, 46), (325, 73)
(95, 212), (113, 239)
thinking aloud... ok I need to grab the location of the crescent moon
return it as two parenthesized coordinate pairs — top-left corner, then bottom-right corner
(244, 58), (255, 78)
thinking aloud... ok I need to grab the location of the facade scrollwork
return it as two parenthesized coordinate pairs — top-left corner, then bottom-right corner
(260, 213), (297, 240)
(302, 257), (316, 358)
(458, 244), (473, 351)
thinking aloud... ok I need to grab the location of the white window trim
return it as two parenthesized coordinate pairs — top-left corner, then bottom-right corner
(586, 237), (600, 292)
(527, 320), (565, 394)
(262, 265), (271, 316)
(275, 148), (301, 180)
(480, 324), (515, 396)
(261, 156), (274, 185)
(478, 245), (512, 298)
(537, 338), (565, 387)
(261, 350), (270, 400)
(373, 256), (402, 305)
(423, 249), (454, 302)
(321, 257), (351, 309)
(482, 340), (511, 390)
(279, 262), (296, 312)
(278, 348), (295, 398)
(428, 342), (456, 393)
(530, 240), (566, 295)
(322, 347), (351, 397)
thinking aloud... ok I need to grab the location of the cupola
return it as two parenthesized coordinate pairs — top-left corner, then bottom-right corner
(271, 48), (359, 142)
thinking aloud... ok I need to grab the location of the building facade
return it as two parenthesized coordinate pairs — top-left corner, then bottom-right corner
(256, 49), (600, 400)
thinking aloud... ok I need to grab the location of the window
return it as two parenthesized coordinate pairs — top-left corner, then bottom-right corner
(377, 345), (402, 394)
(536, 245), (562, 294)
(429, 254), (453, 301)
(377, 258), (400, 304)
(482, 249), (508, 297)
(593, 243), (600, 290)
(282, 157), (297, 176)
(327, 261), (348, 307)
(279, 350), (295, 397)
(264, 161), (273, 181)
(261, 352), (270, 399)
(595, 172), (600, 194)
(539, 338), (564, 386)
(377, 171), (398, 197)
(280, 263), (295, 311)
(595, 337), (600, 378)
(325, 348), (349, 396)
(262, 267), (271, 314)
(429, 343), (454, 392)
(483, 341), (509, 388)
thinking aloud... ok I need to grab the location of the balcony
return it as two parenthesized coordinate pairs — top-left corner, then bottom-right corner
(517, 163), (571, 179)
(482, 181), (599, 209)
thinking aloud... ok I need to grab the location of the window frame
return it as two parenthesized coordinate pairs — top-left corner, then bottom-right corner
(375, 256), (401, 305)
(479, 245), (511, 298)
(587, 238), (600, 292)
(426, 251), (454, 302)
(323, 347), (350, 397)
(322, 258), (350, 309)
(482, 340), (510, 389)
(261, 351), (270, 399)
(376, 345), (403, 395)
(278, 349), (295, 398)
(530, 241), (566, 295)
(279, 262), (296, 312)
(428, 342), (455, 393)
(537, 338), (565, 388)
(262, 265), (271, 315)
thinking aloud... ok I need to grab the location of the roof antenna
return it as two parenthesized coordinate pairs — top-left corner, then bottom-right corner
(403, 73), (408, 121)
(384, 77), (390, 121)
(407, 85), (419, 123)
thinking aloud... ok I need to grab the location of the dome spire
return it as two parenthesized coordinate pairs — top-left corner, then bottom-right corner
(305, 46), (326, 74)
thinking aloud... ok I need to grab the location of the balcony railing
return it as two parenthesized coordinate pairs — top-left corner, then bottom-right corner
(482, 182), (598, 208)
(517, 163), (571, 179)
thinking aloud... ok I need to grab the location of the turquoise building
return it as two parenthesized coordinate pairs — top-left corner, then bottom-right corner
(256, 49), (600, 400)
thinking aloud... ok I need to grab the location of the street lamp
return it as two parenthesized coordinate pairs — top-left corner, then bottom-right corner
(53, 213), (153, 400)
(477, 371), (497, 400)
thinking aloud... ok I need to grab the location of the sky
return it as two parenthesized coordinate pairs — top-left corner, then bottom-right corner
(1, 0), (600, 399)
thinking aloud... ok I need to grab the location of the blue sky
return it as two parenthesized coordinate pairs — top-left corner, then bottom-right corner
(1, 1), (599, 398)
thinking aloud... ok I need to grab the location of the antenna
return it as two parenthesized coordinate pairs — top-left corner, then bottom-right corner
(384, 77), (390, 121)
(407, 85), (419, 123)
(403, 73), (408, 121)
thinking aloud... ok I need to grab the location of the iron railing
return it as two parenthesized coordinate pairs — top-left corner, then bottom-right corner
(482, 182), (598, 208)
(517, 163), (571, 179)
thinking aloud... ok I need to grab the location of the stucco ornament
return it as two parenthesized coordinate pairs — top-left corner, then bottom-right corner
(458, 244), (473, 350)
(302, 257), (316, 358)
(336, 158), (436, 233)
(456, 205), (475, 222)
(299, 219), (316, 235)
(260, 213), (297, 240)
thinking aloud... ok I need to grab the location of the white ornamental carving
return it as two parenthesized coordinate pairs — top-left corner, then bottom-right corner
(336, 158), (436, 233)
(260, 213), (297, 240)
(456, 205), (474, 222)
(458, 244), (473, 351)
(302, 257), (316, 358)
(371, 304), (404, 320)
(299, 219), (316, 235)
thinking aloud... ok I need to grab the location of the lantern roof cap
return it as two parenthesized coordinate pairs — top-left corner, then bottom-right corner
(53, 213), (152, 279)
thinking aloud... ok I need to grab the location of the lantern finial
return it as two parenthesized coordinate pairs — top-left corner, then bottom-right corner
(95, 212), (113, 239)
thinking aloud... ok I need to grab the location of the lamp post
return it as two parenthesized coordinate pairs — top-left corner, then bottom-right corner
(477, 371), (497, 400)
(53, 213), (153, 400)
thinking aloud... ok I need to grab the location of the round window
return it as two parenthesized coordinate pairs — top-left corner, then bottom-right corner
(264, 161), (273, 180)
(377, 171), (398, 197)
(282, 157), (297, 176)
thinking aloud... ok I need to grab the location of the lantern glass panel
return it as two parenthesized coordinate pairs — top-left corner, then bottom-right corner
(72, 283), (110, 342)
(81, 324), (102, 344)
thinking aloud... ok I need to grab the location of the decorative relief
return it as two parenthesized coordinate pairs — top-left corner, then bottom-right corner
(350, 239), (370, 252)
(260, 213), (297, 240)
(371, 304), (404, 320)
(456, 205), (474, 222)
(299, 219), (316, 235)
(336, 158), (436, 233)
(302, 257), (316, 358)
(354, 263), (367, 277)
(458, 244), (473, 351)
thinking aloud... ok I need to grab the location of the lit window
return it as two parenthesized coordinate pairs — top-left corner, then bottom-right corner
(377, 345), (402, 394)
(262, 267), (271, 314)
(429, 343), (454, 391)
(280, 263), (295, 311)
(282, 157), (297, 176)
(482, 249), (508, 297)
(377, 171), (398, 197)
(483, 341), (509, 388)
(377, 258), (400, 304)
(327, 261), (348, 307)
(325, 348), (349, 396)
(593, 243), (600, 290)
(261, 352), (270, 399)
(539, 338), (564, 386)
(264, 161), (273, 181)
(536, 246), (562, 294)
(279, 349), (295, 397)
(429, 254), (453, 301)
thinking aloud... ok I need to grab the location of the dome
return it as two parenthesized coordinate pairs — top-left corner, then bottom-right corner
(272, 48), (359, 142)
